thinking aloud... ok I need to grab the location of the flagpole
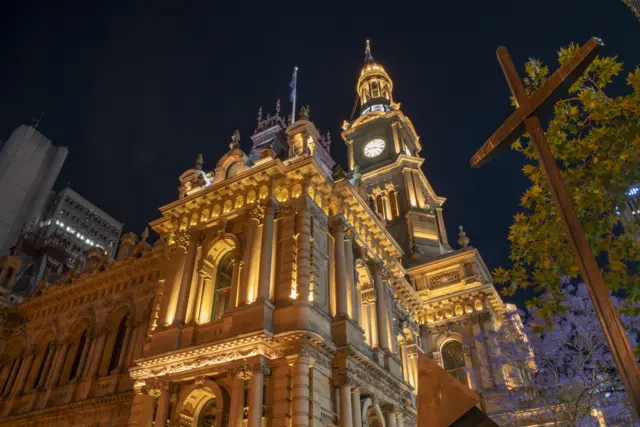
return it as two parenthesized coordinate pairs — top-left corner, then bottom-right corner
(291, 66), (298, 123)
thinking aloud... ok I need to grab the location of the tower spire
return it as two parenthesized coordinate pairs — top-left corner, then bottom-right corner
(364, 39), (374, 63)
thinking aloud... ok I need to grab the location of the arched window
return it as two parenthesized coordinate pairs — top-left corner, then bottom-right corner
(442, 341), (468, 385)
(375, 195), (384, 216)
(388, 190), (398, 219)
(371, 81), (380, 98)
(197, 397), (218, 427)
(108, 315), (129, 373)
(212, 253), (233, 321)
(68, 330), (87, 381)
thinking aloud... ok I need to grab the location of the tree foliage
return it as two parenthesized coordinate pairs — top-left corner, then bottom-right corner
(476, 281), (639, 426)
(494, 45), (640, 318)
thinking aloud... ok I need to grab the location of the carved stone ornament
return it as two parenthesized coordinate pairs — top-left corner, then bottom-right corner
(428, 270), (461, 288)
(277, 204), (293, 218)
(174, 231), (190, 250)
(343, 226), (355, 240)
(249, 205), (266, 221)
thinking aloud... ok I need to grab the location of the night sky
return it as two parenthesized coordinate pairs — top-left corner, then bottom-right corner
(1, 1), (638, 304)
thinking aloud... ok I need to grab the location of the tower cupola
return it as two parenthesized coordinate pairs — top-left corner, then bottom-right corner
(357, 40), (394, 115)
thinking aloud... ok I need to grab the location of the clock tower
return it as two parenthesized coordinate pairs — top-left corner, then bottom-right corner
(341, 41), (452, 265)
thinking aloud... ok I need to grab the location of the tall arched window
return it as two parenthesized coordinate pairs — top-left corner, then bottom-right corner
(108, 315), (129, 373)
(197, 397), (218, 427)
(375, 195), (384, 216)
(212, 253), (233, 321)
(442, 341), (468, 385)
(68, 330), (87, 381)
(388, 190), (398, 219)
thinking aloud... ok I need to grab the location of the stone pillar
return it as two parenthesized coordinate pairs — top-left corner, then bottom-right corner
(258, 202), (276, 300)
(396, 411), (405, 427)
(192, 273), (206, 323)
(88, 333), (107, 378)
(198, 275), (215, 323)
(339, 382), (353, 427)
(369, 297), (379, 348)
(173, 232), (200, 324)
(248, 367), (265, 427)
(154, 383), (171, 427)
(80, 337), (97, 378)
(351, 387), (362, 427)
(11, 353), (34, 395)
(332, 221), (348, 316)
(291, 356), (310, 427)
(361, 302), (371, 345)
(271, 363), (291, 427)
(385, 406), (398, 427)
(2, 358), (20, 396)
(372, 263), (390, 351)
(127, 387), (156, 427)
(400, 344), (410, 384)
(125, 323), (141, 368)
(295, 201), (312, 302)
(383, 195), (392, 220)
(229, 253), (242, 309)
(117, 325), (133, 371)
(36, 344), (56, 389)
(344, 232), (358, 323)
(158, 234), (189, 326)
(228, 371), (246, 427)
(240, 216), (259, 304)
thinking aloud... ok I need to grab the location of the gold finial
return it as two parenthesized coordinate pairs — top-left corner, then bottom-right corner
(364, 39), (374, 62)
(298, 106), (309, 121)
(195, 153), (203, 170)
(230, 129), (240, 149)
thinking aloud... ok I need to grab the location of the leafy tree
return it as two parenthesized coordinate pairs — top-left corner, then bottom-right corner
(475, 280), (639, 426)
(493, 46), (640, 318)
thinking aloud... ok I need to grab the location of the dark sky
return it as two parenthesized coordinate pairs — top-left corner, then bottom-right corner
(1, 1), (638, 304)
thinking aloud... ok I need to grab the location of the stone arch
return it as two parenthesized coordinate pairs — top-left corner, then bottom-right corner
(361, 397), (386, 427)
(175, 378), (229, 427)
(355, 260), (373, 289)
(434, 333), (464, 352)
(98, 303), (134, 377)
(197, 233), (241, 324)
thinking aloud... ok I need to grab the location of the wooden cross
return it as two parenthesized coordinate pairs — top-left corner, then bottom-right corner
(471, 37), (640, 417)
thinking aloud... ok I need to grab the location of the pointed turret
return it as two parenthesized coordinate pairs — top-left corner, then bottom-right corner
(357, 39), (394, 115)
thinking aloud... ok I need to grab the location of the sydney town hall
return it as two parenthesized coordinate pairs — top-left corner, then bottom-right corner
(0, 42), (527, 426)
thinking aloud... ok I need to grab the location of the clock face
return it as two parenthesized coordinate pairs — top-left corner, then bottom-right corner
(363, 138), (386, 158)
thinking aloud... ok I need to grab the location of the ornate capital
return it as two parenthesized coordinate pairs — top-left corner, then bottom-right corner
(333, 371), (358, 388)
(249, 205), (266, 221)
(194, 376), (208, 389)
(174, 231), (190, 251)
(344, 226), (354, 241)
(276, 204), (293, 219)
(381, 267), (393, 281)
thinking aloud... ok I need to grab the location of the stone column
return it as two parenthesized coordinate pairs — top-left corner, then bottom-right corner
(383, 195), (392, 220)
(372, 263), (390, 351)
(396, 411), (405, 427)
(344, 232), (358, 323)
(158, 234), (189, 326)
(361, 302), (371, 345)
(339, 382), (353, 427)
(88, 333), (107, 378)
(291, 356), (310, 427)
(154, 383), (171, 427)
(192, 273), (206, 323)
(11, 353), (34, 395)
(248, 365), (265, 427)
(295, 201), (312, 302)
(351, 387), (362, 427)
(127, 386), (156, 427)
(258, 202), (276, 300)
(369, 296), (379, 348)
(1, 359), (20, 396)
(80, 337), (97, 379)
(229, 253), (242, 309)
(36, 344), (56, 389)
(385, 406), (398, 427)
(173, 231), (200, 324)
(332, 221), (348, 316)
(48, 343), (69, 386)
(125, 323), (141, 368)
(117, 325), (133, 371)
(228, 371), (246, 427)
(240, 216), (259, 304)
(400, 344), (410, 384)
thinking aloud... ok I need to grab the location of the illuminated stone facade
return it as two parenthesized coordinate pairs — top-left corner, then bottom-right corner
(0, 42), (523, 427)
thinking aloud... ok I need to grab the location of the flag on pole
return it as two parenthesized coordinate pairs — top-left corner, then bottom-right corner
(289, 66), (298, 102)
(290, 66), (298, 123)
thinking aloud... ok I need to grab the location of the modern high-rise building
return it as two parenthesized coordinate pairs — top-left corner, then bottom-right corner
(621, 183), (639, 236)
(0, 125), (68, 256)
(38, 187), (123, 266)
